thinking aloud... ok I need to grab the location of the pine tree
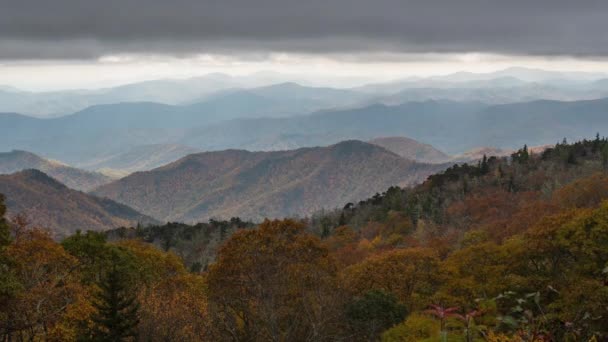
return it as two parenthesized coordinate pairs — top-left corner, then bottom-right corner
(338, 211), (347, 226)
(0, 194), (20, 338)
(593, 133), (601, 152)
(480, 154), (490, 175)
(602, 144), (608, 171)
(0, 194), (10, 249)
(91, 259), (139, 341)
(511, 145), (529, 164)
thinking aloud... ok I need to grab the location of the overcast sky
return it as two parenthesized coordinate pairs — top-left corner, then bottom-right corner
(2, 0), (608, 90)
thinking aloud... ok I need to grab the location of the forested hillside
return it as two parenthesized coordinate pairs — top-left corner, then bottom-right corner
(2, 137), (608, 341)
(0, 170), (156, 237)
(94, 140), (446, 222)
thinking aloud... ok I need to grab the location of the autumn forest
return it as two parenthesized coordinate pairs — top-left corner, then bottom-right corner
(0, 137), (607, 341)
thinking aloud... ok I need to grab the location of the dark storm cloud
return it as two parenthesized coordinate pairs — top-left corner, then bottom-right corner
(1, 0), (607, 59)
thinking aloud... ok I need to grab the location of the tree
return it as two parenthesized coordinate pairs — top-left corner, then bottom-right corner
(1, 226), (82, 340)
(0, 194), (9, 249)
(207, 219), (344, 341)
(382, 313), (440, 342)
(511, 145), (529, 164)
(137, 274), (213, 341)
(346, 290), (407, 341)
(552, 173), (608, 209)
(0, 194), (19, 338)
(62, 230), (113, 284)
(90, 253), (140, 341)
(602, 144), (608, 170)
(437, 242), (513, 308)
(0, 194), (15, 294)
(0, 194), (14, 301)
(342, 248), (440, 311)
(480, 154), (490, 175)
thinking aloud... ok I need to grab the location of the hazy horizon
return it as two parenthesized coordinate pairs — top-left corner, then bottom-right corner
(2, 63), (608, 92)
(3, 1), (608, 91)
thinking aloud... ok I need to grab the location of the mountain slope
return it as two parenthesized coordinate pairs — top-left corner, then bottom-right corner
(78, 144), (200, 175)
(0, 170), (156, 238)
(94, 141), (447, 222)
(368, 137), (450, 163)
(0, 150), (111, 191)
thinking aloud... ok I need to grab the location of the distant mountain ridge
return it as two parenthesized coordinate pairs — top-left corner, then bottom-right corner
(0, 83), (365, 164)
(368, 136), (517, 164)
(368, 137), (451, 163)
(3, 96), (608, 166)
(0, 150), (111, 191)
(78, 144), (201, 175)
(93, 140), (448, 222)
(3, 67), (608, 117)
(0, 170), (156, 238)
(183, 97), (608, 154)
(0, 73), (280, 117)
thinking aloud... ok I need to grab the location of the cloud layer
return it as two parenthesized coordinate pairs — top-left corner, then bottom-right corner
(2, 0), (608, 59)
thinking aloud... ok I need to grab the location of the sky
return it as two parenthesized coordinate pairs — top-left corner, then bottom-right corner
(2, 0), (608, 91)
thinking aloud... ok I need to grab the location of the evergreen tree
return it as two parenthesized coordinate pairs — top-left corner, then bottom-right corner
(90, 256), (139, 341)
(602, 144), (608, 170)
(566, 149), (577, 165)
(593, 133), (601, 152)
(320, 216), (332, 238)
(346, 290), (407, 340)
(480, 154), (490, 175)
(511, 145), (529, 164)
(338, 211), (347, 226)
(0, 194), (20, 338)
(0, 194), (10, 249)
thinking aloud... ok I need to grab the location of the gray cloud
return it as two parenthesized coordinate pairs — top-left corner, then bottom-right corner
(1, 0), (607, 59)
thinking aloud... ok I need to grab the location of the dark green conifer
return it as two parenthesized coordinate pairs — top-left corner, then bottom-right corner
(90, 258), (139, 342)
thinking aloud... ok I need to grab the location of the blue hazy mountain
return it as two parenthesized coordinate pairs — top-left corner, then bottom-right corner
(2, 94), (608, 166)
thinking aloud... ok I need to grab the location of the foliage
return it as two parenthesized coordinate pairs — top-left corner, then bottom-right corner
(4, 136), (608, 340)
(342, 248), (440, 311)
(346, 290), (407, 341)
(0, 213), (210, 341)
(382, 313), (440, 342)
(105, 218), (255, 270)
(0, 226), (83, 340)
(90, 253), (140, 342)
(207, 219), (344, 341)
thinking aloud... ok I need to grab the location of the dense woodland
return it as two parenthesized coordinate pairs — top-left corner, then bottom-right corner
(2, 136), (608, 341)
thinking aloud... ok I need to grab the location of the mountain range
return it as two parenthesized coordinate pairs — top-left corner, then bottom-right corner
(4, 96), (608, 167)
(0, 169), (156, 237)
(0, 150), (111, 191)
(187, 97), (608, 154)
(0, 73), (285, 117)
(93, 140), (447, 222)
(2, 67), (608, 236)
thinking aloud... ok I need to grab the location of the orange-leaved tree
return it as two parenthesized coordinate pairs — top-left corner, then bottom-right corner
(207, 219), (344, 341)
